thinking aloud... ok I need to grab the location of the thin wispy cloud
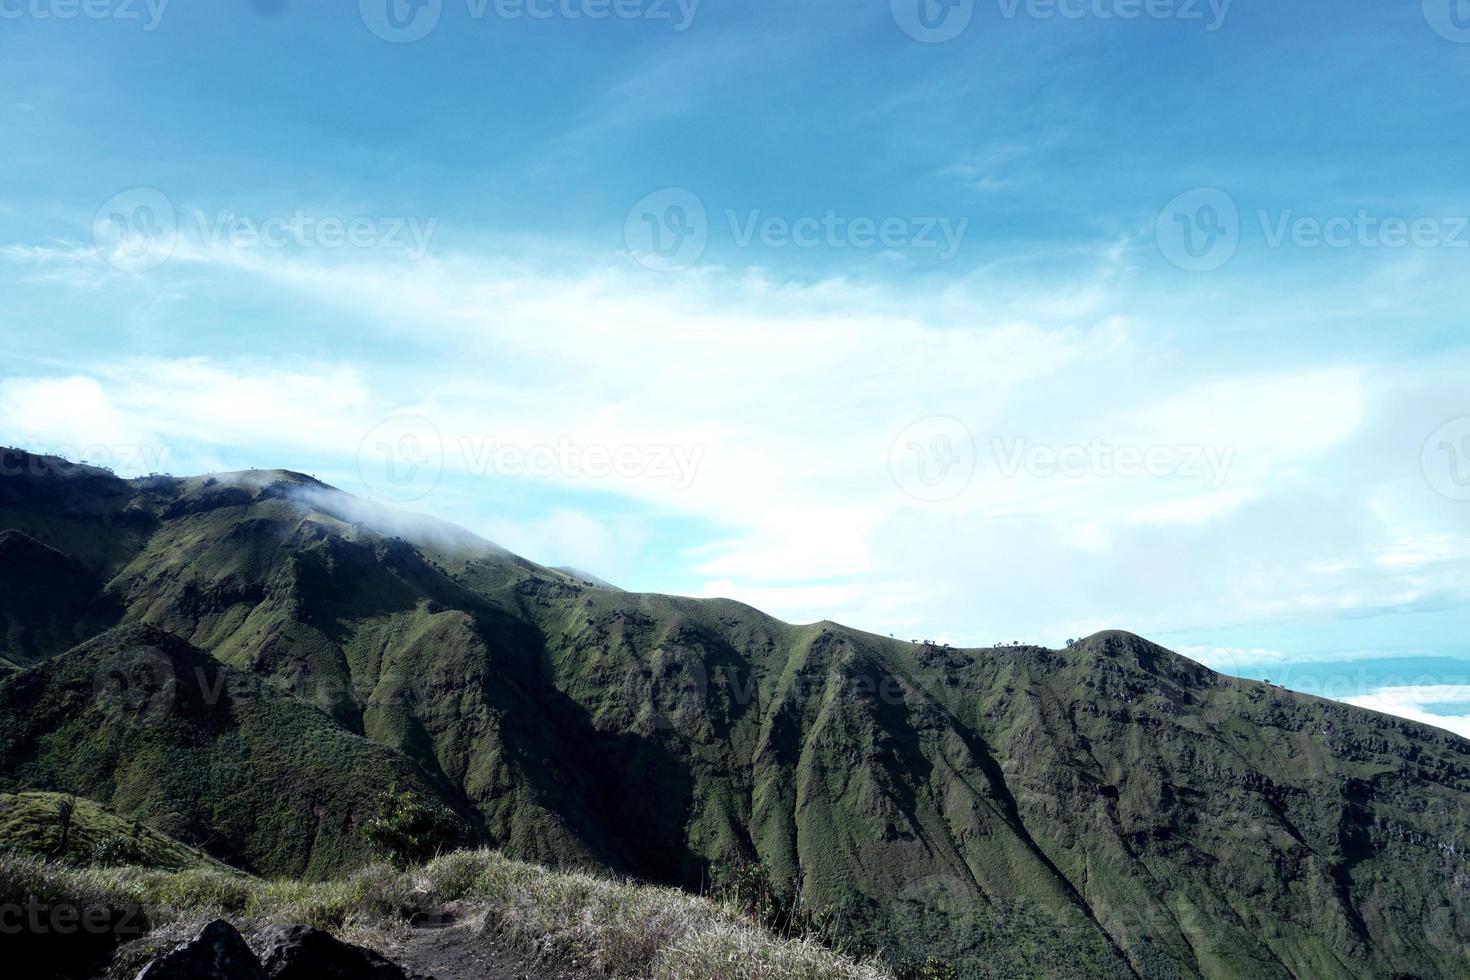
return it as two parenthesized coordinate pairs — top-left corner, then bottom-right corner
(3, 235), (1466, 676)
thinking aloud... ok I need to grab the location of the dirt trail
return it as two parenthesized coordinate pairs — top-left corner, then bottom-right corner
(393, 912), (592, 980)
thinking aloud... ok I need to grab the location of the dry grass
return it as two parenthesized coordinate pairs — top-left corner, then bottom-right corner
(654, 923), (893, 980)
(0, 848), (893, 980)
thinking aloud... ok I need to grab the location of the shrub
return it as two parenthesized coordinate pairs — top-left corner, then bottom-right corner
(92, 835), (144, 867)
(712, 861), (840, 947)
(891, 957), (961, 980)
(418, 847), (499, 900)
(48, 794), (78, 860)
(363, 786), (457, 869)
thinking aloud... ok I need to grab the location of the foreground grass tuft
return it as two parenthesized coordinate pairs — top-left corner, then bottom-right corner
(0, 848), (893, 979)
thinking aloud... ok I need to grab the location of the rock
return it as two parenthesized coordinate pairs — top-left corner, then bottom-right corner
(135, 919), (267, 980)
(257, 924), (430, 980)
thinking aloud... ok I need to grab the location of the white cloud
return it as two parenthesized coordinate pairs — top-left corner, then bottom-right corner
(0, 360), (373, 472)
(480, 507), (649, 581)
(1342, 686), (1470, 741)
(0, 375), (158, 459)
(1177, 644), (1294, 672)
(695, 579), (859, 620)
(3, 239), (1469, 650)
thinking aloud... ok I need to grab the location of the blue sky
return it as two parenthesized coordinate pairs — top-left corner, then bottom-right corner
(3, 1), (1470, 732)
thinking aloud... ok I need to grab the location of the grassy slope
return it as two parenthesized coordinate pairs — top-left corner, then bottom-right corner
(0, 791), (229, 871)
(1, 450), (1469, 977)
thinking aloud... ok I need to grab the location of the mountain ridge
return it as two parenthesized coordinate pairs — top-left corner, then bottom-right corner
(1, 447), (1468, 978)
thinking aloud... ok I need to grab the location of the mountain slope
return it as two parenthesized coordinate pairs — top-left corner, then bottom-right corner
(0, 624), (480, 877)
(0, 790), (232, 871)
(0, 448), (1467, 978)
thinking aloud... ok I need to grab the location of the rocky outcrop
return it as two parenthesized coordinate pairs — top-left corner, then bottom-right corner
(135, 920), (265, 980)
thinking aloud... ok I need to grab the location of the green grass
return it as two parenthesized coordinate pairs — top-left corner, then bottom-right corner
(0, 791), (229, 872)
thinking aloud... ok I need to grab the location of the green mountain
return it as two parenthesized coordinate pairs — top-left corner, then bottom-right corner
(1, 448), (1467, 978)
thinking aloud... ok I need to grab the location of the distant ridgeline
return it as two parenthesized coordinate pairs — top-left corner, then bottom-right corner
(2, 448), (1468, 978)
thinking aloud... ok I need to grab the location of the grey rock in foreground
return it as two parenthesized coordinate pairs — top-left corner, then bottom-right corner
(133, 920), (434, 980)
(258, 923), (433, 980)
(134, 920), (266, 980)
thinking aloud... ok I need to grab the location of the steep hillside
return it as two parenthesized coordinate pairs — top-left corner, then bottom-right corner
(1, 448), (1468, 978)
(0, 624), (479, 877)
